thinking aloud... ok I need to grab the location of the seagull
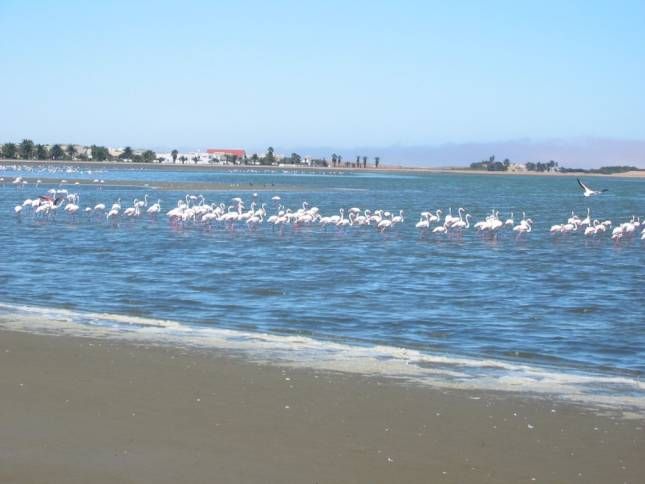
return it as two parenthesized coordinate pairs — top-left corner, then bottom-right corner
(577, 178), (608, 197)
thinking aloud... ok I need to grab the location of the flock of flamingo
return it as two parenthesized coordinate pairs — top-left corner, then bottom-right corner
(8, 184), (645, 242)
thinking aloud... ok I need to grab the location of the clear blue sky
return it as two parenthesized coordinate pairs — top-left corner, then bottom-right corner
(1, 0), (644, 154)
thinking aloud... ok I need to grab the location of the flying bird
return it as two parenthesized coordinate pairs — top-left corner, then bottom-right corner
(577, 178), (608, 197)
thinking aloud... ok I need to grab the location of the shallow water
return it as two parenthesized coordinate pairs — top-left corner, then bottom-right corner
(1, 165), (644, 411)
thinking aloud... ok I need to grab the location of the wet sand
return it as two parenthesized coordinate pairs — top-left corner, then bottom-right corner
(0, 329), (643, 483)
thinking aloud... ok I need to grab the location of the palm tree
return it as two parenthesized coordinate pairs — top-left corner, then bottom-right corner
(374, 156), (380, 168)
(91, 145), (109, 161)
(2, 143), (17, 159)
(66, 144), (77, 160)
(171, 149), (178, 163)
(356, 155), (360, 167)
(331, 153), (337, 167)
(362, 156), (367, 168)
(50, 144), (64, 160)
(142, 150), (156, 163)
(265, 147), (276, 165)
(36, 144), (49, 160)
(338, 155), (343, 167)
(120, 146), (134, 160)
(19, 139), (35, 160)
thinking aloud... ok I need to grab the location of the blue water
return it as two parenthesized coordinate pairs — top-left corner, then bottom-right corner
(1, 165), (644, 409)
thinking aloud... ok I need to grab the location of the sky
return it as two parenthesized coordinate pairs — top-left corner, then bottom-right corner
(1, 0), (644, 166)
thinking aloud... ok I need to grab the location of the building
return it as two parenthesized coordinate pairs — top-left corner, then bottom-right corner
(206, 149), (246, 162)
(155, 148), (247, 164)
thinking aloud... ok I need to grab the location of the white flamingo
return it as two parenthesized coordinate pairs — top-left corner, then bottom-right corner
(147, 200), (161, 217)
(416, 213), (430, 230)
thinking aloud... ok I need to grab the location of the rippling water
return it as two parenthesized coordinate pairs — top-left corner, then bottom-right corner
(1, 165), (644, 412)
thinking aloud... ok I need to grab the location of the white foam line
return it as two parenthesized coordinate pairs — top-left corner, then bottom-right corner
(1, 302), (644, 417)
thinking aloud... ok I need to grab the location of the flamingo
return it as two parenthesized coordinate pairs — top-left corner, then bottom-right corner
(135, 194), (148, 209)
(147, 200), (161, 218)
(513, 219), (532, 234)
(611, 227), (624, 241)
(328, 208), (344, 225)
(567, 211), (581, 226)
(584, 221), (598, 236)
(106, 207), (119, 224)
(64, 194), (80, 219)
(561, 222), (577, 233)
(416, 213), (430, 230)
(337, 212), (354, 228)
(452, 213), (471, 230)
(428, 209), (442, 224)
(377, 217), (393, 232)
(246, 212), (263, 230)
(444, 208), (462, 227)
(167, 206), (185, 223)
(123, 204), (140, 218)
(391, 210), (405, 224)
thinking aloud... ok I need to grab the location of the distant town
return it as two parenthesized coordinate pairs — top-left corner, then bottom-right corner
(1, 139), (640, 174)
(0, 140), (381, 169)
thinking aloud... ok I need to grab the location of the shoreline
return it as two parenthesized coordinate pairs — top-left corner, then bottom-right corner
(1, 302), (643, 419)
(1, 329), (643, 483)
(2, 159), (644, 178)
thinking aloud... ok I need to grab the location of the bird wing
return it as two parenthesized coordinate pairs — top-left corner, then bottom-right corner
(577, 178), (590, 192)
(38, 195), (53, 202)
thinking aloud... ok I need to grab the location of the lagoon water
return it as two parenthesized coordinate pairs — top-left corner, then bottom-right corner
(1, 165), (644, 412)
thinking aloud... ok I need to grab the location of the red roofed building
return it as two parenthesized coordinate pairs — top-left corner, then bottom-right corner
(207, 148), (246, 160)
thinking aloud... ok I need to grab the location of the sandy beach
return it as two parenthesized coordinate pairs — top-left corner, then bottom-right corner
(0, 329), (642, 484)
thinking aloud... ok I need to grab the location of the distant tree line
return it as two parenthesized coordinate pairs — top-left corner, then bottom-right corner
(1, 139), (157, 163)
(525, 160), (559, 172)
(3, 139), (383, 169)
(470, 156), (559, 172)
(470, 155), (511, 171)
(330, 154), (380, 168)
(469, 156), (640, 174)
(558, 165), (640, 175)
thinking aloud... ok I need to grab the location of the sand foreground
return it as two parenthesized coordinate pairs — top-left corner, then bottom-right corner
(0, 330), (642, 483)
